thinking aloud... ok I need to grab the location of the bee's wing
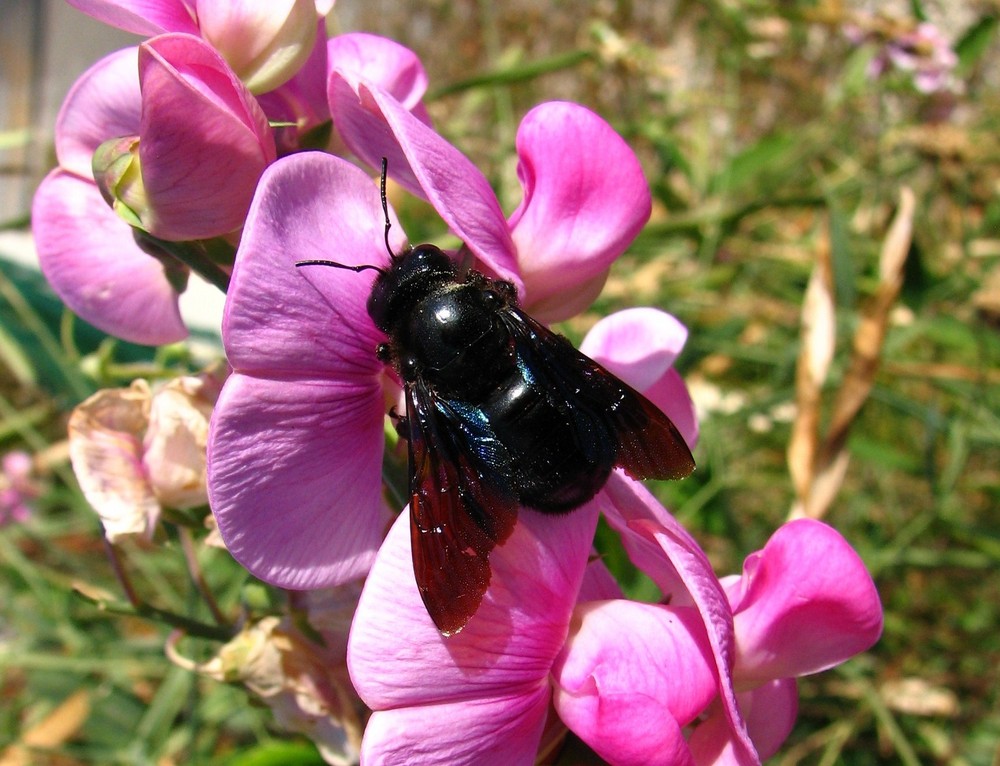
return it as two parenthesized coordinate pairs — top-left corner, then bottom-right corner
(404, 379), (519, 635)
(503, 307), (695, 482)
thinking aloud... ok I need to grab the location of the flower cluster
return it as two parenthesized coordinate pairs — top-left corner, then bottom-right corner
(37, 2), (883, 764)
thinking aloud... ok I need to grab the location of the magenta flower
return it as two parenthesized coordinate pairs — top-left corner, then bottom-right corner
(32, 47), (188, 345)
(328, 76), (650, 321)
(66, 0), (330, 93)
(0, 451), (40, 526)
(688, 519), (883, 764)
(135, 33), (276, 240)
(207, 96), (651, 591)
(347, 468), (750, 765)
(553, 500), (883, 765)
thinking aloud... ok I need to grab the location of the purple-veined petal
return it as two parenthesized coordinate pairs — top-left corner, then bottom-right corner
(207, 373), (388, 588)
(138, 33), (276, 239)
(65, 0), (198, 36)
(348, 503), (598, 709)
(729, 519), (883, 687)
(599, 474), (760, 766)
(581, 307), (698, 448)
(55, 47), (142, 179)
(32, 170), (187, 345)
(552, 601), (717, 766)
(223, 152), (398, 378)
(508, 102), (651, 319)
(688, 679), (798, 766)
(362, 690), (550, 766)
(328, 77), (521, 288)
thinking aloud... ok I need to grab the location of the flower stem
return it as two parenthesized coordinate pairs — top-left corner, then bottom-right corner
(135, 232), (233, 294)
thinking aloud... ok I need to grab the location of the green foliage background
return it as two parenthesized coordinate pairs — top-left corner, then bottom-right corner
(2, 0), (999, 763)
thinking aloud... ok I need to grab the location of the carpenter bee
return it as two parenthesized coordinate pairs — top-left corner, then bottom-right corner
(298, 162), (694, 635)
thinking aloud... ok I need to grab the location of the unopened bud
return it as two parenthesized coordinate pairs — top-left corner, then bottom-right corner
(92, 135), (149, 230)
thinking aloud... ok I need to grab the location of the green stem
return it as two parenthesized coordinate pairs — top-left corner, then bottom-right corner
(136, 233), (232, 294)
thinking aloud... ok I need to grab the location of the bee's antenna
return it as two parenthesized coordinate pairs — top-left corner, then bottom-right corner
(294, 158), (395, 276)
(380, 157), (393, 258)
(294, 260), (385, 274)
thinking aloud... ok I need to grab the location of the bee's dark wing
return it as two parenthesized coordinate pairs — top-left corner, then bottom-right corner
(404, 378), (519, 635)
(502, 307), (695, 481)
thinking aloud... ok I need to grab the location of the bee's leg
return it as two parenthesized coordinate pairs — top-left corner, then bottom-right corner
(388, 406), (410, 440)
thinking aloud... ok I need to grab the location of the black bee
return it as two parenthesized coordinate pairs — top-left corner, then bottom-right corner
(298, 163), (694, 635)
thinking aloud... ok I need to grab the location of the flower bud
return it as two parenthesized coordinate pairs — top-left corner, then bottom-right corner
(197, 0), (319, 94)
(92, 135), (149, 230)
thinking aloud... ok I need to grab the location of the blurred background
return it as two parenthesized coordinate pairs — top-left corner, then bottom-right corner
(2, 0), (999, 763)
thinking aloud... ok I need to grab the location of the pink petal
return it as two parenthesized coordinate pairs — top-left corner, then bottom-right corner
(256, 21), (330, 152)
(196, 0), (319, 93)
(348, 504), (599, 710)
(599, 474), (760, 766)
(32, 170), (187, 345)
(730, 519), (883, 686)
(580, 308), (688, 390)
(223, 152), (396, 378)
(54, 47), (142, 179)
(327, 32), (430, 116)
(362, 690), (550, 766)
(328, 77), (521, 288)
(578, 557), (624, 602)
(688, 680), (798, 766)
(552, 601), (718, 766)
(138, 33), (276, 239)
(207, 373), (388, 588)
(643, 369), (699, 451)
(508, 102), (651, 319)
(65, 0), (198, 35)
(581, 307), (698, 448)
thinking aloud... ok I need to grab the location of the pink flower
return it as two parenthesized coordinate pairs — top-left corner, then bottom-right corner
(32, 47), (188, 345)
(327, 77), (651, 322)
(347, 470), (743, 765)
(688, 519), (883, 764)
(66, 0), (329, 93)
(550, 504), (883, 765)
(0, 451), (40, 526)
(207, 101), (653, 592)
(135, 33), (276, 240)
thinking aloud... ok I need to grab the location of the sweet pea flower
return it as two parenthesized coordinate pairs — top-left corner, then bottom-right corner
(32, 47), (188, 345)
(169, 582), (365, 766)
(688, 519), (883, 765)
(133, 33), (276, 240)
(207, 96), (647, 592)
(556, 496), (883, 765)
(343, 305), (712, 764)
(347, 472), (740, 764)
(328, 74), (650, 322)
(0, 451), (41, 526)
(66, 0), (332, 94)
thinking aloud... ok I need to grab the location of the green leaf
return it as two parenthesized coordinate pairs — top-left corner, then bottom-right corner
(221, 741), (327, 766)
(955, 15), (998, 75)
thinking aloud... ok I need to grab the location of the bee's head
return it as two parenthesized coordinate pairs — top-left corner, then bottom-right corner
(367, 244), (457, 333)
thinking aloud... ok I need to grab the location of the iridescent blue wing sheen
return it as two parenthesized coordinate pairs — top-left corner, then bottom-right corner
(405, 378), (519, 635)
